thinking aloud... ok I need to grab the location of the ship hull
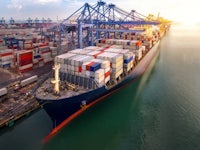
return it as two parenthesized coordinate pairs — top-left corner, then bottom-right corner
(36, 40), (161, 128)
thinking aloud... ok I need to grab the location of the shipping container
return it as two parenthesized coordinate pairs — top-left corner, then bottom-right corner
(20, 75), (38, 87)
(18, 63), (33, 73)
(0, 88), (7, 97)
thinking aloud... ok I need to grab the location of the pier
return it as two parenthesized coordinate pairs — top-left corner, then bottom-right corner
(0, 63), (52, 128)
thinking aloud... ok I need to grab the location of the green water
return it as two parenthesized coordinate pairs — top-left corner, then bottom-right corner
(1, 24), (200, 150)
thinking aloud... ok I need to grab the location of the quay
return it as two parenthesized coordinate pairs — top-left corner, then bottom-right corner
(0, 63), (52, 128)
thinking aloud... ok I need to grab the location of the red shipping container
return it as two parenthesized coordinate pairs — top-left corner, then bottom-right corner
(78, 66), (82, 73)
(19, 67), (33, 73)
(38, 58), (44, 62)
(101, 39), (106, 44)
(18, 51), (32, 58)
(18, 51), (33, 66)
(94, 51), (104, 58)
(86, 62), (95, 71)
(20, 54), (32, 59)
(20, 59), (32, 66)
(105, 71), (110, 78)
(0, 52), (13, 57)
(42, 49), (51, 54)
(40, 43), (48, 47)
(25, 47), (33, 50)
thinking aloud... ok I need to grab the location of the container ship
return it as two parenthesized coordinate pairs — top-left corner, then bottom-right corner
(35, 26), (167, 130)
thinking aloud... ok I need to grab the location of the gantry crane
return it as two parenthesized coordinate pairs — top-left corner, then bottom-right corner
(46, 0), (163, 54)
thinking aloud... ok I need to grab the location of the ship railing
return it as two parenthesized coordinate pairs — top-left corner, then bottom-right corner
(59, 72), (99, 90)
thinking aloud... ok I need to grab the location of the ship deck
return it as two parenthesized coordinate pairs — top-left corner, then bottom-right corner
(36, 78), (91, 100)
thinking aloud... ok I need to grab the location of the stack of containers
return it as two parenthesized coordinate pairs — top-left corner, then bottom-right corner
(39, 45), (53, 64)
(50, 47), (58, 57)
(16, 50), (33, 73)
(68, 49), (91, 55)
(86, 50), (104, 59)
(91, 59), (111, 84)
(110, 45), (123, 49)
(18, 40), (24, 49)
(129, 40), (143, 61)
(32, 47), (40, 68)
(68, 55), (94, 76)
(104, 48), (135, 73)
(83, 46), (103, 51)
(24, 41), (33, 50)
(61, 42), (69, 53)
(97, 52), (123, 80)
(142, 36), (152, 50)
(82, 61), (104, 86)
(123, 40), (142, 51)
(0, 38), (3, 46)
(10, 39), (18, 49)
(55, 53), (76, 74)
(100, 38), (143, 54)
(0, 49), (13, 68)
(123, 52), (135, 73)
(95, 39), (107, 47)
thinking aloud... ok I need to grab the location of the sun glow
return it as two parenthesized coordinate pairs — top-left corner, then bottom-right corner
(174, 12), (200, 26)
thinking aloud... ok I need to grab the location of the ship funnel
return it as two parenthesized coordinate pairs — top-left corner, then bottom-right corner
(51, 64), (60, 95)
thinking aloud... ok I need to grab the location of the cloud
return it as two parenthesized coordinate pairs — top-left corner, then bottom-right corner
(7, 0), (62, 10)
(7, 0), (22, 11)
(33, 0), (62, 5)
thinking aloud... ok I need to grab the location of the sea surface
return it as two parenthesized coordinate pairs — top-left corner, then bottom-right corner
(1, 24), (200, 150)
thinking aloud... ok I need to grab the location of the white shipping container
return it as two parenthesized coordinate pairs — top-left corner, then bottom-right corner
(86, 51), (102, 57)
(124, 63), (132, 72)
(44, 58), (53, 63)
(95, 75), (104, 83)
(142, 46), (146, 52)
(111, 65), (123, 73)
(0, 88), (7, 97)
(55, 53), (76, 64)
(94, 69), (104, 79)
(111, 68), (123, 79)
(0, 61), (12, 67)
(82, 62), (91, 70)
(101, 60), (110, 69)
(75, 71), (79, 76)
(84, 46), (102, 51)
(20, 75), (38, 87)
(75, 66), (79, 72)
(85, 71), (90, 77)
(41, 52), (51, 58)
(111, 60), (123, 68)
(0, 49), (13, 54)
(110, 45), (123, 49)
(104, 67), (111, 74)
(104, 76), (110, 84)
(33, 59), (39, 64)
(18, 63), (33, 70)
(0, 55), (13, 61)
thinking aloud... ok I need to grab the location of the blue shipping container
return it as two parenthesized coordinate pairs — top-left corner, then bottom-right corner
(34, 55), (41, 59)
(124, 56), (133, 64)
(90, 63), (101, 72)
(2, 63), (11, 68)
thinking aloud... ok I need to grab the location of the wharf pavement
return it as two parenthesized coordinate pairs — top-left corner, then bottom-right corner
(0, 62), (53, 128)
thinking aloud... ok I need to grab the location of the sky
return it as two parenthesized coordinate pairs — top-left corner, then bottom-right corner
(0, 0), (199, 24)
